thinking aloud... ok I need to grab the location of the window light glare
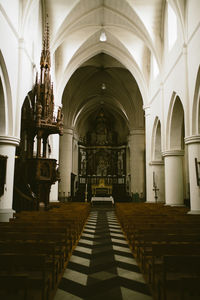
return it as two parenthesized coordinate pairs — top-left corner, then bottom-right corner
(152, 56), (159, 78)
(168, 4), (177, 50)
(100, 31), (107, 42)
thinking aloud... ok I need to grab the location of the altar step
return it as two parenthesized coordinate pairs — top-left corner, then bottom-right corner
(54, 207), (153, 300)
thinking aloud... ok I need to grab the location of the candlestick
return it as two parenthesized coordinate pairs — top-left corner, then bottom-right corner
(85, 183), (88, 202)
(153, 171), (156, 187)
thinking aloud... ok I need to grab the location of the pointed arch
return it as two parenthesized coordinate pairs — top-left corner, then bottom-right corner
(151, 117), (162, 161)
(192, 66), (200, 135)
(21, 0), (40, 36)
(167, 0), (185, 44)
(0, 50), (13, 136)
(0, 77), (5, 135)
(56, 44), (148, 108)
(166, 92), (185, 150)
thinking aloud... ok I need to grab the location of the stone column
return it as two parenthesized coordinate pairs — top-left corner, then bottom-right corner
(49, 134), (59, 202)
(0, 136), (20, 222)
(144, 106), (152, 202)
(149, 161), (165, 203)
(59, 128), (73, 198)
(163, 150), (184, 206)
(72, 133), (79, 175)
(185, 135), (200, 214)
(129, 129), (145, 197)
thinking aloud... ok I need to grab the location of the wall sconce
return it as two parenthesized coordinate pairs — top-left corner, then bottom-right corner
(195, 158), (200, 186)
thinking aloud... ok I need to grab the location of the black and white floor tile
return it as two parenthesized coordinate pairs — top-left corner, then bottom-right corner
(54, 207), (153, 300)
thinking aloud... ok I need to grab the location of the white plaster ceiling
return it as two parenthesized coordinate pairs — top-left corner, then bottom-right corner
(45, 0), (165, 73)
(42, 0), (170, 136)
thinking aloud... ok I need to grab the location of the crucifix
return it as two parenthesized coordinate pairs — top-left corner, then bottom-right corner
(153, 171), (159, 203)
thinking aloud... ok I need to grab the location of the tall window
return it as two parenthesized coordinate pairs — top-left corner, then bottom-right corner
(168, 4), (177, 50)
(152, 55), (159, 78)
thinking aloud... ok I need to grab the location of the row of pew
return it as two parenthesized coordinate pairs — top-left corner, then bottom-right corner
(115, 203), (200, 300)
(0, 202), (90, 300)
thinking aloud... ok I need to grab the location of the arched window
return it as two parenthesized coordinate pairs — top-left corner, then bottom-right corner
(152, 55), (159, 78)
(167, 4), (177, 50)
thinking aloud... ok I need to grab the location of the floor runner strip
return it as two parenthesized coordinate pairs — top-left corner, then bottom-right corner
(54, 207), (153, 300)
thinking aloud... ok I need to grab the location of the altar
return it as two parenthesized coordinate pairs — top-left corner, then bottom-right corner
(91, 196), (114, 206)
(91, 178), (112, 195)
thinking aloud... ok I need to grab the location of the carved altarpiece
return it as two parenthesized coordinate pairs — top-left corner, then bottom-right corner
(78, 109), (126, 199)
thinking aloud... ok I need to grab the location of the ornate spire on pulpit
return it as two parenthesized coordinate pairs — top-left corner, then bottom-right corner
(17, 15), (63, 211)
(33, 16), (63, 134)
(40, 15), (51, 79)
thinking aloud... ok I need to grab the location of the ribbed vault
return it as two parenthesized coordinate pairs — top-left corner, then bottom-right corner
(62, 53), (144, 142)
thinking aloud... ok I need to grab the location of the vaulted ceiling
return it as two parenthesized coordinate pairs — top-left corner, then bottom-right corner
(41, 0), (184, 137)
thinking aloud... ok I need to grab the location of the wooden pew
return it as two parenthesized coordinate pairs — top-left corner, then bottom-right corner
(0, 241), (62, 288)
(158, 255), (200, 300)
(0, 202), (90, 299)
(0, 254), (51, 300)
(180, 277), (200, 300)
(146, 243), (200, 287)
(0, 274), (28, 300)
(115, 203), (200, 300)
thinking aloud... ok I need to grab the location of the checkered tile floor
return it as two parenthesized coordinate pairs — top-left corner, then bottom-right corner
(54, 207), (153, 300)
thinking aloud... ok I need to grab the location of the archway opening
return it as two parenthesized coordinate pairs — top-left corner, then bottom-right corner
(154, 120), (162, 161)
(166, 95), (188, 205)
(198, 97), (200, 134)
(59, 53), (145, 202)
(170, 96), (185, 150)
(0, 77), (5, 135)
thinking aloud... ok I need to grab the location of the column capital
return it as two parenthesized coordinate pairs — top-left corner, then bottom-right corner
(63, 128), (73, 135)
(149, 160), (164, 166)
(143, 105), (151, 117)
(0, 136), (20, 146)
(162, 150), (184, 157)
(184, 135), (200, 145)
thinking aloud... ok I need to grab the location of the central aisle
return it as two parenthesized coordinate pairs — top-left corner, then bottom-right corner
(54, 207), (153, 300)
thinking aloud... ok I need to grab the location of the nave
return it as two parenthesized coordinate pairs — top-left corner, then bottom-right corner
(1, 202), (200, 300)
(55, 206), (152, 300)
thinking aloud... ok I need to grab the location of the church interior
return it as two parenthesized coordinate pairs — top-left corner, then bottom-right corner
(0, 0), (200, 299)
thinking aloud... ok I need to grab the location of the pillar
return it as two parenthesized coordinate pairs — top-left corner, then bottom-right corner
(128, 129), (145, 197)
(72, 133), (79, 175)
(49, 134), (60, 202)
(59, 128), (73, 198)
(144, 106), (152, 202)
(0, 136), (20, 221)
(185, 135), (200, 214)
(163, 150), (184, 206)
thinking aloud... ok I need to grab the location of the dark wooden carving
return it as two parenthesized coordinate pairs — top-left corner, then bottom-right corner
(195, 158), (200, 186)
(77, 108), (127, 200)
(86, 108), (117, 146)
(14, 19), (63, 210)
(0, 155), (7, 197)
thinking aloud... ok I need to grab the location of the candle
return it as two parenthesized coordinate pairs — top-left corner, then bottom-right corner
(85, 183), (87, 193)
(153, 171), (156, 187)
